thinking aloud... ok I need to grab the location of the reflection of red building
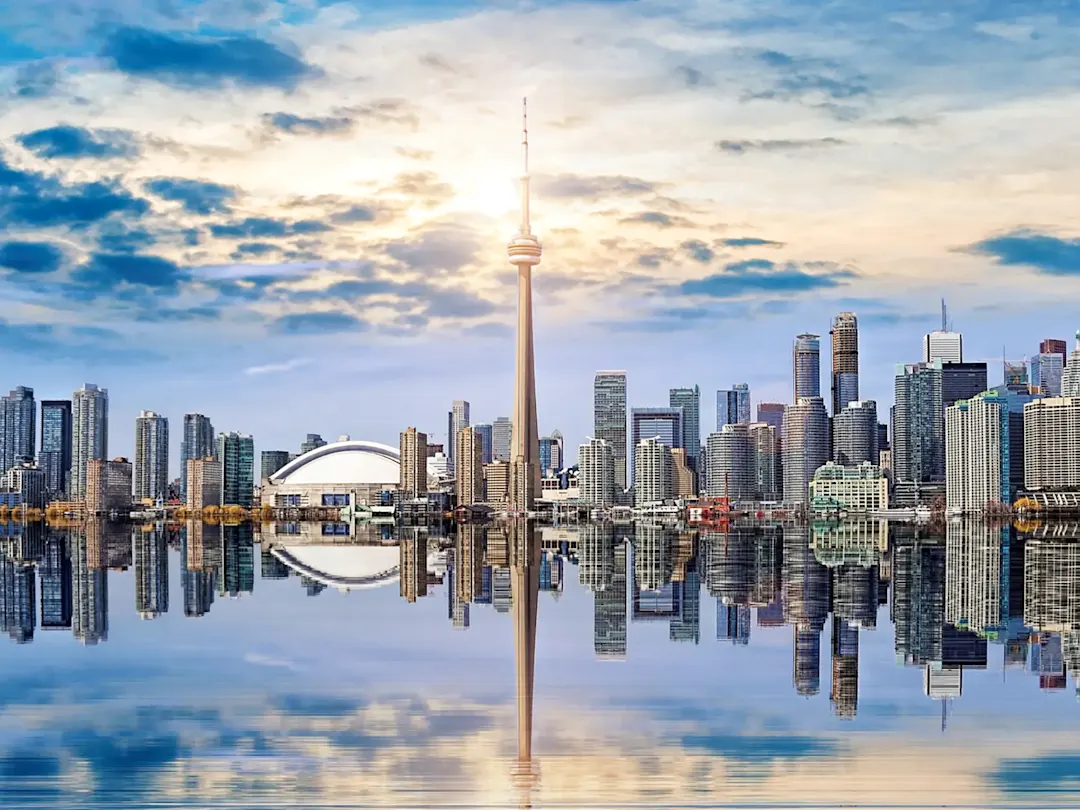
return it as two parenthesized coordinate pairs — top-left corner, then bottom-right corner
(1040, 674), (1067, 690)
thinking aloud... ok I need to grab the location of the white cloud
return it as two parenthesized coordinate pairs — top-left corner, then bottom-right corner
(243, 358), (312, 376)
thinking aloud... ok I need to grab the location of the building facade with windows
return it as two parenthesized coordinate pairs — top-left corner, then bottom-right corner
(809, 462), (888, 512)
(134, 410), (169, 503)
(85, 457), (132, 515)
(594, 371), (627, 491)
(260, 440), (401, 509)
(217, 432), (255, 508)
(40, 400), (72, 500)
(1024, 397), (1080, 491)
(71, 384), (108, 500)
(186, 457), (222, 511)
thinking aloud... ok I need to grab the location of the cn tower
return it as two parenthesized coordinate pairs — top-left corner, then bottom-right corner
(508, 99), (541, 513)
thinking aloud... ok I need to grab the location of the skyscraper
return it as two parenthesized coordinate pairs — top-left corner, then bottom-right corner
(831, 312), (859, 415)
(399, 427), (428, 499)
(507, 103), (540, 512)
(630, 407), (682, 485)
(450, 401), (471, 467)
(180, 414), (214, 499)
(924, 330), (963, 363)
(186, 457), (222, 510)
(71, 384), (108, 500)
(216, 432), (255, 508)
(1031, 351), (1065, 396)
(260, 450), (290, 481)
(40, 400), (72, 500)
(474, 423), (493, 465)
(1023, 397), (1080, 491)
(669, 386), (701, 471)
(793, 334), (821, 401)
(705, 424), (752, 499)
(579, 438), (616, 507)
(716, 384), (751, 429)
(594, 371), (628, 491)
(750, 422), (781, 501)
(946, 392), (1009, 513)
(833, 400), (879, 467)
(782, 396), (829, 503)
(1062, 332), (1080, 397)
(1040, 338), (1068, 357)
(0, 386), (35, 474)
(493, 416), (512, 462)
(757, 403), (786, 436)
(300, 433), (326, 454)
(456, 426), (484, 506)
(134, 411), (169, 503)
(894, 361), (944, 484)
(635, 436), (673, 506)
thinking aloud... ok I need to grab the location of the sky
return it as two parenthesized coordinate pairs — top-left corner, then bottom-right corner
(2, 0), (1080, 467)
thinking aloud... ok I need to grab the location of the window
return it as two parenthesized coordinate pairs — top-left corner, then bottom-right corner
(321, 493), (349, 506)
(321, 522), (350, 536)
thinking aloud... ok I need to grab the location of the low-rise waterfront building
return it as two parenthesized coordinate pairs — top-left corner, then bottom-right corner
(809, 462), (888, 513)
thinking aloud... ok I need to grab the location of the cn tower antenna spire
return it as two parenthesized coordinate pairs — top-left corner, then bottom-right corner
(520, 97), (531, 236)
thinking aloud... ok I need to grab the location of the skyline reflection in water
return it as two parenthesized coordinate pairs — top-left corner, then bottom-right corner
(0, 517), (1078, 808)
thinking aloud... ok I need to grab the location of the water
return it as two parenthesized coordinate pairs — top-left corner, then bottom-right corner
(0, 517), (1078, 809)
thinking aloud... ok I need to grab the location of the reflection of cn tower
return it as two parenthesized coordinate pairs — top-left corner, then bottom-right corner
(510, 519), (540, 803)
(783, 527), (830, 696)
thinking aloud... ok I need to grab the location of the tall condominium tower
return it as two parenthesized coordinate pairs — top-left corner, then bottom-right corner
(134, 410), (169, 503)
(70, 384), (108, 499)
(833, 400), (879, 467)
(507, 101), (541, 512)
(705, 424), (752, 499)
(946, 392), (1009, 513)
(669, 386), (701, 471)
(634, 436), (673, 506)
(782, 396), (829, 503)
(1023, 397), (1080, 491)
(629, 407), (682, 485)
(831, 312), (859, 415)
(716, 384), (751, 429)
(578, 437), (616, 507)
(492, 416), (512, 462)
(793, 334), (821, 402)
(180, 414), (215, 499)
(40, 400), (72, 499)
(1063, 332), (1080, 397)
(399, 427), (428, 499)
(216, 432), (255, 508)
(0, 386), (35, 474)
(594, 371), (627, 491)
(455, 426), (484, 506)
(893, 362), (944, 484)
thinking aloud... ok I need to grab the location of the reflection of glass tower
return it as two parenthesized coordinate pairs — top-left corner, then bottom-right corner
(717, 604), (751, 645)
(220, 524), (255, 597)
(71, 527), (108, 644)
(946, 521), (1007, 638)
(830, 617), (859, 718)
(783, 526), (829, 695)
(0, 555), (36, 643)
(892, 533), (946, 665)
(181, 522), (218, 618)
(399, 528), (429, 603)
(134, 527), (169, 619)
(261, 549), (291, 580)
(596, 540), (628, 659)
(40, 532), (72, 630)
(671, 556), (701, 644)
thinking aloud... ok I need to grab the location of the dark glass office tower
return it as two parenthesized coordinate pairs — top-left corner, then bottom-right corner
(40, 400), (72, 499)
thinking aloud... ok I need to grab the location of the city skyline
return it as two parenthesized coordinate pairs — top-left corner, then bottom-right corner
(1, 2), (1080, 466)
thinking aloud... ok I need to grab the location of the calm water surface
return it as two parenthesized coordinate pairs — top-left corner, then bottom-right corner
(0, 518), (1078, 809)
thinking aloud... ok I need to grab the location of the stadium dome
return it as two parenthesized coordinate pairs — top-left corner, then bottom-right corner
(271, 544), (401, 591)
(269, 440), (400, 485)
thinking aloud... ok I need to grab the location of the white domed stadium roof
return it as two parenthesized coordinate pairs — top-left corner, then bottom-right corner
(269, 544), (442, 592)
(269, 440), (399, 485)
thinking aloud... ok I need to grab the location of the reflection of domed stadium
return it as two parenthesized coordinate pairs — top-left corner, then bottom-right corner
(271, 543), (401, 591)
(260, 440), (400, 508)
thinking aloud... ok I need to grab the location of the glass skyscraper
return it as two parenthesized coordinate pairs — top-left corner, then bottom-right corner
(794, 334), (821, 401)
(0, 386), (36, 474)
(830, 313), (859, 415)
(492, 417), (512, 462)
(630, 407), (682, 485)
(594, 371), (627, 492)
(260, 450), (291, 481)
(40, 400), (72, 499)
(216, 432), (255, 508)
(180, 413), (215, 499)
(716, 384), (751, 429)
(669, 386), (701, 470)
(134, 410), (169, 503)
(474, 423), (494, 465)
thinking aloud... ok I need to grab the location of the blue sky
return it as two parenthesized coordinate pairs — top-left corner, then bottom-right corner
(2, 0), (1080, 467)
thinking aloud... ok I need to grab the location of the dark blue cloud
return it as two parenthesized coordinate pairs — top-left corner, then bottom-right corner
(988, 754), (1080, 794)
(264, 112), (352, 135)
(331, 205), (378, 224)
(143, 177), (237, 215)
(210, 217), (328, 239)
(232, 242), (280, 257)
(0, 154), (149, 228)
(678, 259), (854, 298)
(96, 226), (156, 254)
(966, 229), (1080, 275)
(135, 306), (221, 322)
(10, 62), (61, 99)
(721, 237), (785, 248)
(0, 241), (63, 273)
(100, 27), (319, 90)
(681, 240), (714, 263)
(208, 275), (281, 301)
(273, 312), (366, 334)
(72, 253), (187, 290)
(17, 126), (138, 159)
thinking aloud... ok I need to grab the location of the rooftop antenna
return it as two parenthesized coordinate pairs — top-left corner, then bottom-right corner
(941, 298), (947, 332)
